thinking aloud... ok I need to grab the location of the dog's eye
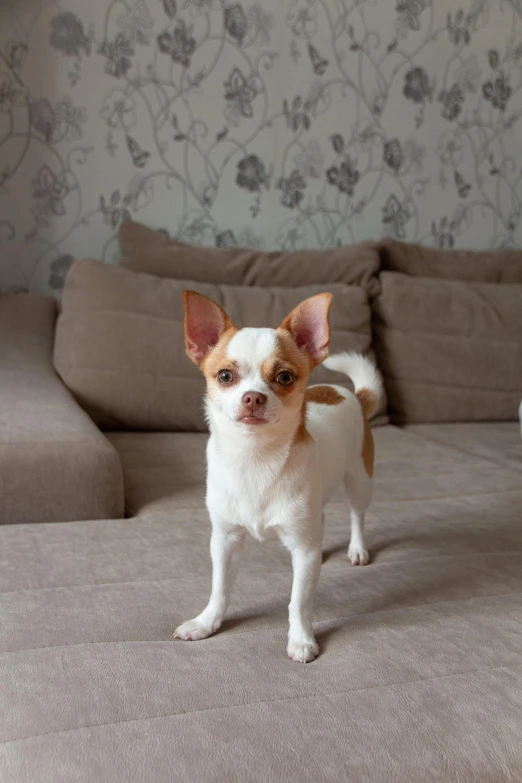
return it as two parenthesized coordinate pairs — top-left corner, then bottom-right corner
(275, 371), (294, 386)
(218, 369), (234, 384)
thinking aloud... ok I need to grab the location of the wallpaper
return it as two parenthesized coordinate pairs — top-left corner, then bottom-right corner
(1, 0), (522, 294)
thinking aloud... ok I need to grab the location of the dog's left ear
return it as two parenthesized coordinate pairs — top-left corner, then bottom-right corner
(183, 291), (236, 365)
(279, 292), (333, 366)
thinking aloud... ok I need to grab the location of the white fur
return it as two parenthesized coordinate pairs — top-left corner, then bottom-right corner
(174, 337), (383, 663)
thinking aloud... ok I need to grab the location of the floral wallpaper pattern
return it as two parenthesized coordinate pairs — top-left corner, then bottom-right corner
(1, 0), (522, 293)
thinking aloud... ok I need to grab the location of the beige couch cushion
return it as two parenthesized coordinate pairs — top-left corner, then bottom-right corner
(118, 220), (381, 295)
(380, 237), (522, 283)
(54, 259), (378, 431)
(0, 294), (124, 524)
(373, 272), (522, 423)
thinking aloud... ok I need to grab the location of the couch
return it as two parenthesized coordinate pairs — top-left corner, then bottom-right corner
(1, 234), (521, 782)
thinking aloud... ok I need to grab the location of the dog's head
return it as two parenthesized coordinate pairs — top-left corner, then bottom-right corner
(183, 291), (332, 431)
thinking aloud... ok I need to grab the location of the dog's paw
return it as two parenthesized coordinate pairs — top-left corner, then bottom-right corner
(287, 637), (319, 663)
(348, 543), (369, 566)
(173, 618), (219, 641)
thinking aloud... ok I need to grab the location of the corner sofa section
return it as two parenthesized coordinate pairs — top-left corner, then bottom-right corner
(0, 293), (124, 524)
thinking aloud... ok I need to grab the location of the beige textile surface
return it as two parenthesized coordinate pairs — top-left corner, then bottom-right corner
(1, 423), (521, 781)
(118, 220), (381, 295)
(0, 294), (124, 524)
(373, 272), (522, 422)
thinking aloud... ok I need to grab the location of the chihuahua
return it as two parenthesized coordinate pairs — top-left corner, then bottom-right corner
(174, 291), (383, 662)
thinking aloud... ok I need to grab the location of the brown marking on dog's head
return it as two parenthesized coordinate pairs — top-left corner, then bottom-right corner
(305, 385), (345, 406)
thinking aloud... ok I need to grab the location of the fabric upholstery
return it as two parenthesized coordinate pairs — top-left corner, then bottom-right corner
(380, 237), (522, 283)
(373, 272), (522, 423)
(1, 423), (521, 781)
(54, 259), (380, 431)
(118, 220), (381, 295)
(0, 293), (124, 524)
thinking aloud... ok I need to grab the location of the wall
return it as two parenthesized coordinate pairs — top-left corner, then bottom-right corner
(0, 0), (521, 294)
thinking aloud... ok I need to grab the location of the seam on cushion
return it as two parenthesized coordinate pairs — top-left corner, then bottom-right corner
(2, 662), (520, 746)
(1, 550), (521, 597)
(2, 591), (522, 656)
(380, 375), (521, 394)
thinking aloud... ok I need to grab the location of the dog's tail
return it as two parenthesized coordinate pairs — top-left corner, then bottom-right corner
(322, 352), (384, 419)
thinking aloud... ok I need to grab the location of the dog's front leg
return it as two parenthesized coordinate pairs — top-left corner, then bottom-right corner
(174, 526), (245, 641)
(286, 543), (322, 663)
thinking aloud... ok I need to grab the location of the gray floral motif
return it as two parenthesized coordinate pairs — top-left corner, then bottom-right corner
(439, 83), (464, 121)
(482, 72), (511, 111)
(236, 155), (268, 192)
(283, 96), (311, 132)
(326, 157), (360, 196)
(246, 3), (274, 46)
(395, 0), (428, 37)
(48, 254), (74, 290)
(32, 165), (70, 227)
(383, 139), (403, 173)
(0, 74), (28, 113)
(286, 0), (317, 38)
(447, 9), (471, 46)
(31, 97), (86, 143)
(277, 169), (306, 208)
(455, 54), (481, 93)
(162, 0), (177, 18)
(100, 189), (132, 228)
(293, 140), (324, 179)
(215, 229), (237, 247)
(49, 12), (91, 57)
(186, 0), (217, 16)
(223, 67), (259, 125)
(224, 4), (248, 45)
(116, 1), (154, 47)
(403, 67), (431, 104)
(382, 194), (412, 239)
(100, 89), (136, 130)
(157, 21), (196, 67)
(99, 34), (134, 78)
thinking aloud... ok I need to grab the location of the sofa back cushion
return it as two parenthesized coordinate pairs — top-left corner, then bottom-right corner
(380, 238), (522, 284)
(373, 272), (522, 423)
(54, 260), (378, 431)
(118, 221), (381, 295)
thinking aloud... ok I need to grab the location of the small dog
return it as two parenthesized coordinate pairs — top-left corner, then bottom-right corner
(174, 291), (384, 662)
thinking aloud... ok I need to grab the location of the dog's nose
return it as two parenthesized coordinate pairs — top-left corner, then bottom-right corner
(242, 391), (267, 411)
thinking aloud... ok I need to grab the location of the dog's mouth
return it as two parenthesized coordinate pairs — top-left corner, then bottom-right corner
(237, 413), (268, 426)
(237, 415), (268, 425)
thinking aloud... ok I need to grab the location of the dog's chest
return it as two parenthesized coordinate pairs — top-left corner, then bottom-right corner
(207, 454), (309, 541)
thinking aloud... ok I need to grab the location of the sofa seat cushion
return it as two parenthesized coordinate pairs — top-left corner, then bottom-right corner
(1, 424), (520, 781)
(0, 294), (124, 524)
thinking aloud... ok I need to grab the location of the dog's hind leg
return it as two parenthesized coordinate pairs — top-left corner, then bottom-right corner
(344, 465), (373, 566)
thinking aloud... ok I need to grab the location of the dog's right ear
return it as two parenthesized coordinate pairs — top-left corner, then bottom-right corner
(183, 291), (236, 365)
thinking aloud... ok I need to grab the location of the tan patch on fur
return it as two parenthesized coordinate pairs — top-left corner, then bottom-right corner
(356, 390), (375, 478)
(201, 328), (239, 389)
(356, 389), (378, 419)
(305, 385), (344, 406)
(293, 401), (312, 444)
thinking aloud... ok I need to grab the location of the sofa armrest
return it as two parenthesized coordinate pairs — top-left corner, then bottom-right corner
(0, 294), (124, 524)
